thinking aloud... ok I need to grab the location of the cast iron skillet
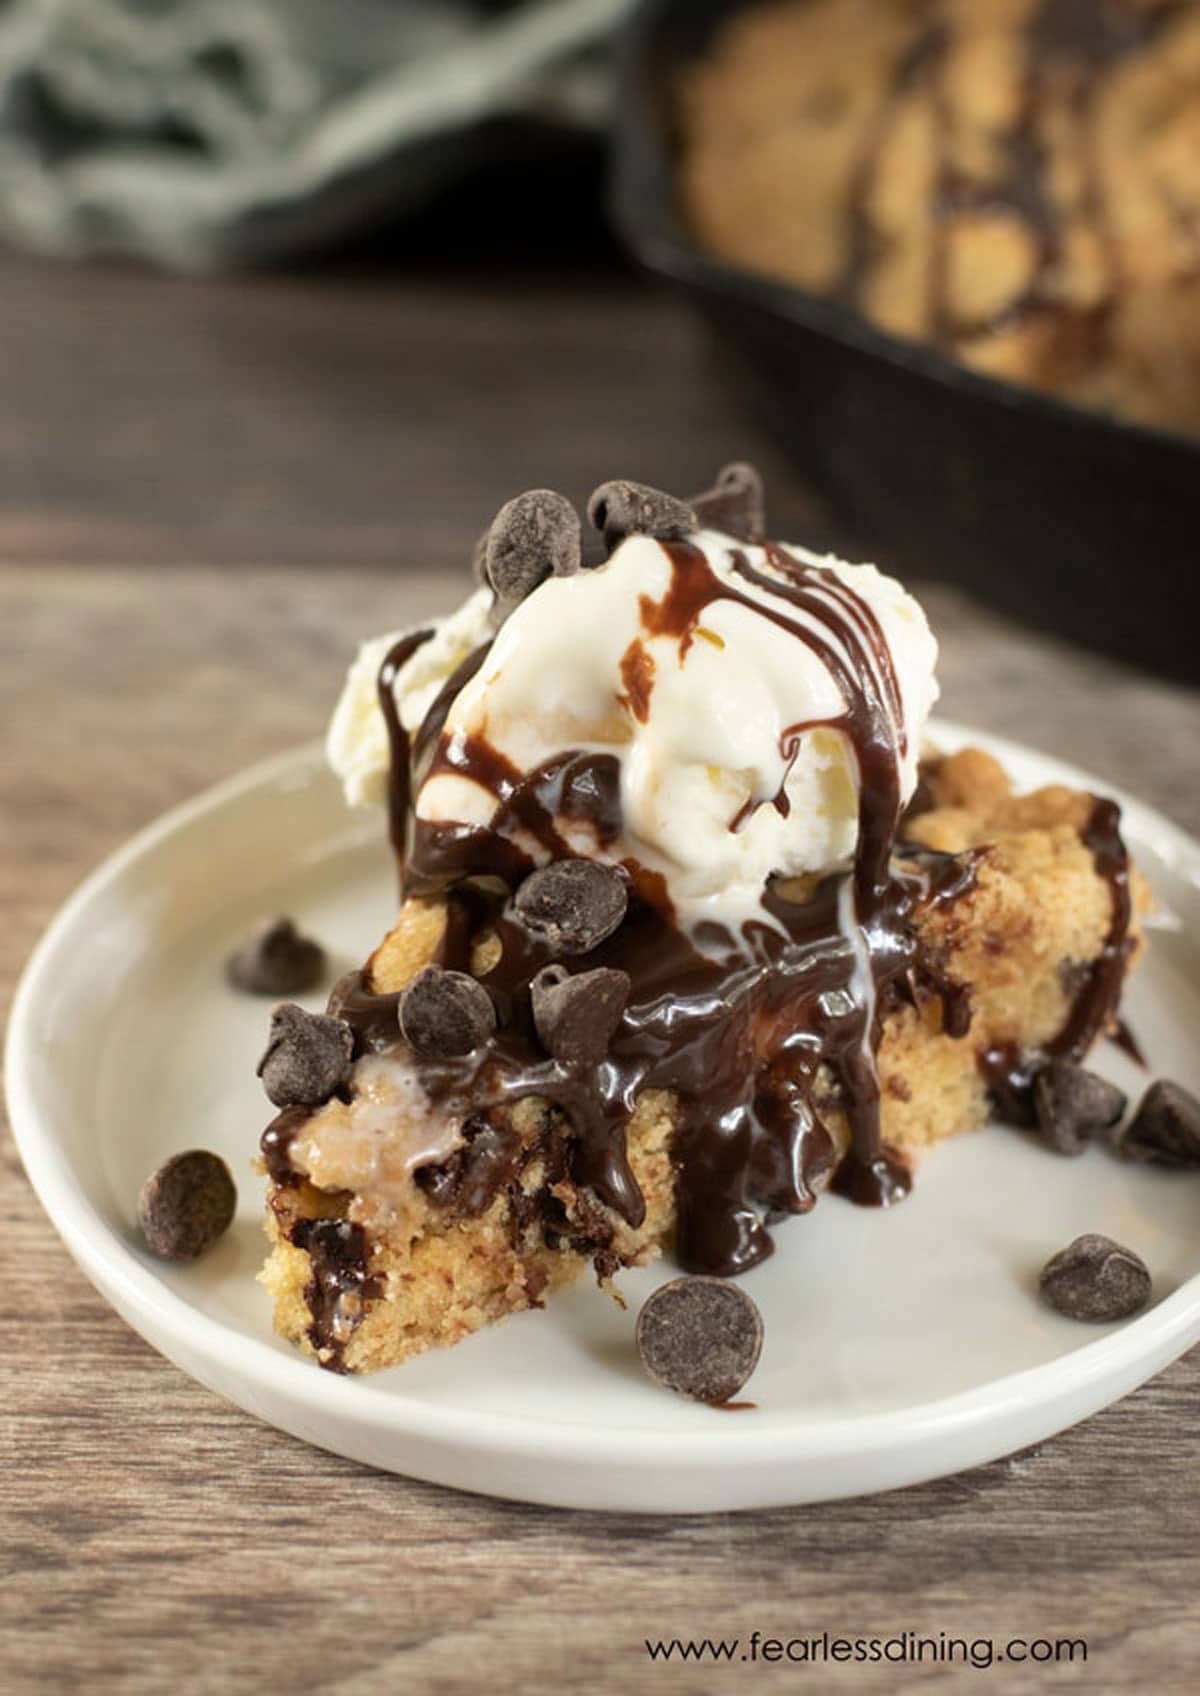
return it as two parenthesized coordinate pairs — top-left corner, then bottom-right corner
(611, 0), (1200, 681)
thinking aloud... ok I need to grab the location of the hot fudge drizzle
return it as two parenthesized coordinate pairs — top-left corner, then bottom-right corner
(355, 535), (976, 1273)
(980, 795), (1135, 1124)
(263, 490), (1142, 1375)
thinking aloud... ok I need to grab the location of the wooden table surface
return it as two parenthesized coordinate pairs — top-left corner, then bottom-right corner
(3, 252), (1199, 1695)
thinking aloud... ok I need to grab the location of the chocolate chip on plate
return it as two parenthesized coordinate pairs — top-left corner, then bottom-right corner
(1039, 1233), (1152, 1323)
(531, 964), (630, 1064)
(1033, 1061), (1127, 1157)
(586, 480), (697, 552)
(485, 489), (581, 603)
(513, 859), (628, 955)
(637, 1276), (764, 1404)
(1115, 1079), (1200, 1168)
(690, 461), (766, 540)
(226, 916), (326, 997)
(138, 1149), (237, 1261)
(257, 1003), (354, 1108)
(400, 965), (496, 1058)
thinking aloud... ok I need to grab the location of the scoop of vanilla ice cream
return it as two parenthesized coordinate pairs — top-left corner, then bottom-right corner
(329, 534), (938, 924)
(327, 586), (494, 808)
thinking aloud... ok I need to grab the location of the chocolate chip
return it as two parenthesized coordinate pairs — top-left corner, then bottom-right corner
(137, 1149), (237, 1261)
(1033, 1061), (1126, 1156)
(226, 916), (326, 997)
(531, 965), (630, 1063)
(399, 965), (496, 1058)
(690, 461), (766, 539)
(513, 859), (628, 955)
(1039, 1233), (1151, 1322)
(485, 489), (581, 603)
(1115, 1079), (1200, 1168)
(636, 1276), (764, 1404)
(257, 1003), (354, 1108)
(587, 480), (697, 552)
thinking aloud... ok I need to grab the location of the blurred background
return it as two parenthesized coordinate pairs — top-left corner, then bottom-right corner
(0, 0), (1197, 655)
(1, 0), (710, 573)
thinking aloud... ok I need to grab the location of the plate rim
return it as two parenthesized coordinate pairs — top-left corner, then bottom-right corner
(7, 722), (1200, 1478)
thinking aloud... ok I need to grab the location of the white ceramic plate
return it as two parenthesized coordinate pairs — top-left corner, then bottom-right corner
(8, 722), (1200, 1512)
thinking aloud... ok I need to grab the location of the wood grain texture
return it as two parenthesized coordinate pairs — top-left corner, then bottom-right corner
(0, 248), (824, 571)
(3, 564), (1199, 1696)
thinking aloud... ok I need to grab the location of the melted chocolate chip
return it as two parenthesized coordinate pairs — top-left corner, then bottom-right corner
(226, 916), (326, 997)
(982, 797), (1134, 1126)
(586, 480), (697, 552)
(378, 628), (437, 868)
(636, 1276), (764, 1404)
(260, 1106), (310, 1187)
(514, 859), (628, 955)
(531, 965), (630, 1063)
(1033, 1061), (1126, 1156)
(399, 965), (496, 1057)
(690, 461), (766, 540)
(137, 1150), (237, 1261)
(415, 1116), (524, 1216)
(290, 1216), (380, 1372)
(257, 1004), (354, 1108)
(373, 524), (980, 1277)
(1115, 1080), (1200, 1168)
(1039, 1233), (1151, 1322)
(485, 489), (581, 602)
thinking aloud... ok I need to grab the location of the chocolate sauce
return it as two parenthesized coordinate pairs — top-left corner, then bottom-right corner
(271, 534), (987, 1349)
(410, 643), (491, 791)
(391, 859), (968, 1274)
(1110, 1017), (1146, 1068)
(290, 1216), (381, 1373)
(326, 968), (403, 1053)
(414, 1116), (525, 1217)
(341, 538), (977, 1275)
(260, 1106), (309, 1188)
(618, 638), (656, 723)
(981, 796), (1134, 1122)
(1063, 797), (1134, 1049)
(408, 746), (625, 901)
(378, 630), (435, 865)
